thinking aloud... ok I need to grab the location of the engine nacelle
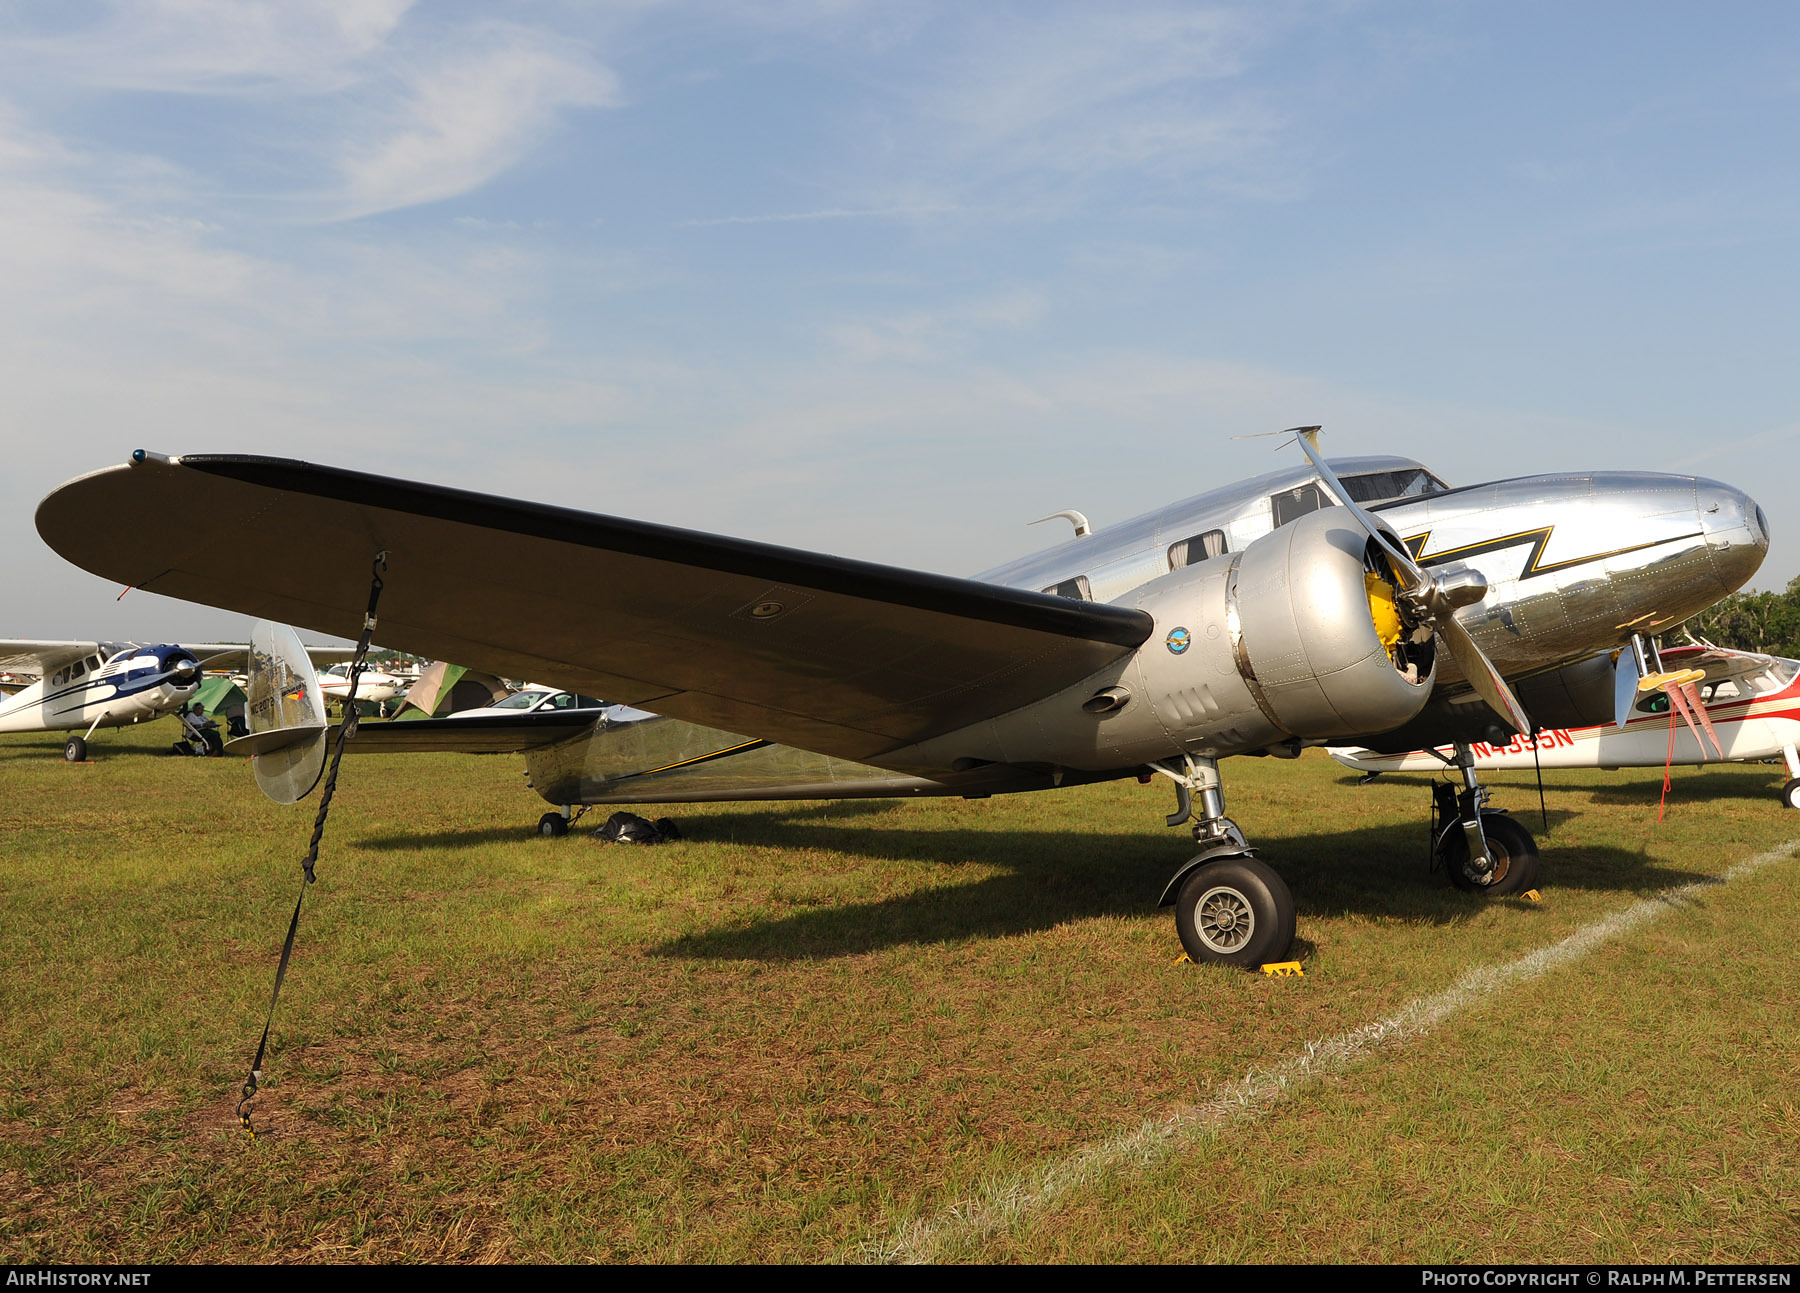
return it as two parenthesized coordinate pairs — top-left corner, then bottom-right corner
(911, 507), (1438, 775)
(1062, 507), (1435, 769)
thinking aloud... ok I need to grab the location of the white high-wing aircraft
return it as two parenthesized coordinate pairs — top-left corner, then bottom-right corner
(315, 661), (411, 708)
(1332, 643), (1800, 810)
(34, 437), (1771, 966)
(0, 638), (354, 761)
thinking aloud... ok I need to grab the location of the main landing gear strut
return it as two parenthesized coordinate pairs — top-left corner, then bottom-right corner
(1429, 741), (1540, 896)
(1147, 755), (1297, 968)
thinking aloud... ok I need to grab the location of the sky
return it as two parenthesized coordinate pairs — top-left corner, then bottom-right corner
(4, 0), (1799, 644)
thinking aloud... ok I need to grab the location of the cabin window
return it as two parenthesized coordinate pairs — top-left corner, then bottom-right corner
(1167, 529), (1228, 571)
(70, 660), (85, 679)
(1042, 576), (1093, 601)
(1271, 483), (1328, 528)
(1343, 468), (1448, 505)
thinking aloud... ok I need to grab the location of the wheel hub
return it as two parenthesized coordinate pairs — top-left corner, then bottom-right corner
(1465, 843), (1510, 886)
(1194, 885), (1255, 953)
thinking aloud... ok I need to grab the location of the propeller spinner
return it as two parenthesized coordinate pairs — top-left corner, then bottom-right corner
(1290, 427), (1532, 737)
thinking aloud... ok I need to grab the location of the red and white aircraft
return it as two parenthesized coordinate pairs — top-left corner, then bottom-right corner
(1332, 644), (1800, 809)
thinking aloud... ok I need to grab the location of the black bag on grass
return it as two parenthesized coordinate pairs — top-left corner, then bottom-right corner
(594, 812), (682, 844)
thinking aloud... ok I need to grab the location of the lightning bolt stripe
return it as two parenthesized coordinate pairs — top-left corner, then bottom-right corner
(1400, 526), (1705, 580)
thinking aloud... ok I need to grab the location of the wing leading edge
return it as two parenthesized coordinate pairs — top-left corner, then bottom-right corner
(37, 455), (1153, 764)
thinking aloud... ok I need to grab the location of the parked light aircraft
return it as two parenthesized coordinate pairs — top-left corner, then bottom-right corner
(35, 440), (1769, 965)
(0, 638), (354, 761)
(1332, 643), (1800, 810)
(315, 661), (411, 708)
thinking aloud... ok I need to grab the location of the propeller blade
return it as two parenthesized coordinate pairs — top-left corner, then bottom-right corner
(1614, 647), (1641, 729)
(1290, 427), (1431, 594)
(1437, 613), (1533, 738)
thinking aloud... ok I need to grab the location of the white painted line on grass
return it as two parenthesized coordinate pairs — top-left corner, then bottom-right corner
(856, 838), (1800, 1264)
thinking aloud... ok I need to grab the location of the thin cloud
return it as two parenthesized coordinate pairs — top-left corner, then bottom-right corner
(679, 204), (961, 227)
(3, 0), (416, 92)
(333, 28), (619, 219)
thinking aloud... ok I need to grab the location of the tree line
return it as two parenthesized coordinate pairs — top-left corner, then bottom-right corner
(1685, 575), (1800, 659)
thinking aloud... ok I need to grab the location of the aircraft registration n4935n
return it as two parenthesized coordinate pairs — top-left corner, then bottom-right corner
(34, 434), (1770, 965)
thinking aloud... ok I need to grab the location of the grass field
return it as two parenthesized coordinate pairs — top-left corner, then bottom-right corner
(2, 722), (1797, 1263)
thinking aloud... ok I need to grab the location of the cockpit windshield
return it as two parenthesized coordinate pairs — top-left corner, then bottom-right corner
(492, 689), (552, 710)
(1342, 468), (1448, 505)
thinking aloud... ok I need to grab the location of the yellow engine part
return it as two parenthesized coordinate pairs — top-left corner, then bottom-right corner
(1364, 571), (1404, 652)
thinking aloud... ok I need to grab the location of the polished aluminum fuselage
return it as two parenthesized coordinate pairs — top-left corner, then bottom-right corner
(529, 458), (1769, 804)
(978, 461), (1764, 692)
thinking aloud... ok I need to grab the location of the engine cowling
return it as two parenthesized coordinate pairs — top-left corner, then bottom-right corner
(1069, 506), (1436, 769)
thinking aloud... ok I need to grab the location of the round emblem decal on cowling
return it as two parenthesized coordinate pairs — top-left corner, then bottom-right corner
(1166, 626), (1192, 655)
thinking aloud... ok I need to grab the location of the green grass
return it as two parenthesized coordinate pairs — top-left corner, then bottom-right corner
(1, 721), (1796, 1262)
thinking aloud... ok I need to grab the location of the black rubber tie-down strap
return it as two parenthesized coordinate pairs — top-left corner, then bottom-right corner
(237, 551), (387, 1141)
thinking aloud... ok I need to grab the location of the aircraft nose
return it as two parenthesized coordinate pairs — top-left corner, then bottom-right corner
(1696, 478), (1769, 593)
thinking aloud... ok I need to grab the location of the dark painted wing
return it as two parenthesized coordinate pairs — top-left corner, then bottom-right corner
(38, 455), (1151, 763)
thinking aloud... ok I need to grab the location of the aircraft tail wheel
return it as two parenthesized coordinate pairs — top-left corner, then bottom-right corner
(1174, 856), (1297, 968)
(1782, 778), (1800, 811)
(63, 736), (87, 763)
(537, 812), (570, 838)
(1441, 812), (1540, 896)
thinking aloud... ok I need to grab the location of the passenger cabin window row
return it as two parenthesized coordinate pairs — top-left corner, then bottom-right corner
(1029, 467), (1447, 602)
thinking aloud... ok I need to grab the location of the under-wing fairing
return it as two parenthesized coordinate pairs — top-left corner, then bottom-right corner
(35, 441), (1769, 965)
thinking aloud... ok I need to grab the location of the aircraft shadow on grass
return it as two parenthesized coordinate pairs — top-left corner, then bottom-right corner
(350, 800), (898, 853)
(640, 808), (1712, 963)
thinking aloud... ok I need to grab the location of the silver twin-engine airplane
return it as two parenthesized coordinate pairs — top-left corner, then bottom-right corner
(34, 434), (1769, 966)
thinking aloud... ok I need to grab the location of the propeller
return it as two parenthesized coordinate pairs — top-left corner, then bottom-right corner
(1290, 427), (1532, 737)
(1614, 642), (1642, 729)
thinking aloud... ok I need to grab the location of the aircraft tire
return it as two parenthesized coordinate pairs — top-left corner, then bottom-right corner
(537, 812), (569, 838)
(63, 736), (87, 763)
(1442, 812), (1539, 896)
(1782, 778), (1800, 811)
(1174, 856), (1296, 968)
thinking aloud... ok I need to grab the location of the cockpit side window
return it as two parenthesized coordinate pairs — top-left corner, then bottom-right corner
(1042, 576), (1093, 601)
(70, 660), (86, 679)
(1342, 468), (1448, 505)
(1167, 529), (1228, 571)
